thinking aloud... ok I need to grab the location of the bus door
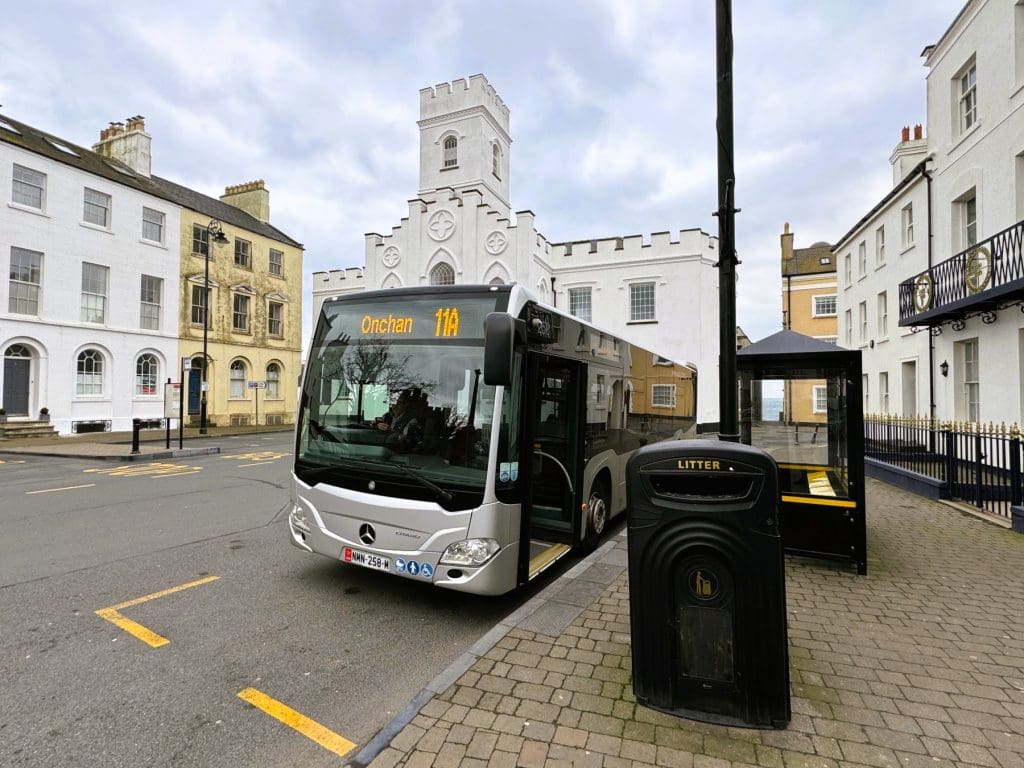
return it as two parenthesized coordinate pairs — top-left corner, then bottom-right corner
(520, 353), (585, 582)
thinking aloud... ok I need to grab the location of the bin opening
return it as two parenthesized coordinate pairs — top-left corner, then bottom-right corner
(646, 474), (755, 501)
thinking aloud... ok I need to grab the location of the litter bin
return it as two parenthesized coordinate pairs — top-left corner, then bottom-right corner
(626, 439), (790, 729)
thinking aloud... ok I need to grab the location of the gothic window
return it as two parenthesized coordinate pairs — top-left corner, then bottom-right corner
(443, 136), (457, 169)
(492, 144), (501, 178)
(429, 262), (455, 286)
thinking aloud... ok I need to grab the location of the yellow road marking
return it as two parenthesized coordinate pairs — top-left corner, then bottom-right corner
(94, 575), (219, 648)
(223, 451), (288, 462)
(26, 483), (96, 495)
(0, 458), (26, 464)
(237, 461), (278, 468)
(94, 608), (169, 648)
(150, 469), (203, 478)
(237, 688), (356, 758)
(85, 462), (202, 478)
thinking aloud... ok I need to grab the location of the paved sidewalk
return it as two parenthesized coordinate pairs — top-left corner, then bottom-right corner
(357, 478), (1024, 768)
(0, 424), (291, 460)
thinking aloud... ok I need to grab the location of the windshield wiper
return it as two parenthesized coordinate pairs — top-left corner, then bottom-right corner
(388, 462), (455, 505)
(296, 456), (454, 505)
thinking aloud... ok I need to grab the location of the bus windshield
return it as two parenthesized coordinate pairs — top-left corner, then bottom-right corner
(297, 292), (502, 510)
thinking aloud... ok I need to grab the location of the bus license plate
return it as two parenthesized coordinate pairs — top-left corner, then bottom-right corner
(343, 546), (390, 572)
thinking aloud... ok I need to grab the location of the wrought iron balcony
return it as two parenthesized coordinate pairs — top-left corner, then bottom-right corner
(899, 218), (1024, 327)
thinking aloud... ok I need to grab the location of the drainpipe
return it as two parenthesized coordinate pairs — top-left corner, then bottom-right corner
(550, 276), (556, 307)
(925, 165), (935, 422)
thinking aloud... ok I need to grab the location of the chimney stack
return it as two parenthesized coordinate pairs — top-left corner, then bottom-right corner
(889, 123), (927, 186)
(220, 179), (271, 224)
(92, 116), (151, 177)
(781, 222), (794, 273)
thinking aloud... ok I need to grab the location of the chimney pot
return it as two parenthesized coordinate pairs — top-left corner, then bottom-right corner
(913, 124), (922, 140)
(901, 126), (910, 142)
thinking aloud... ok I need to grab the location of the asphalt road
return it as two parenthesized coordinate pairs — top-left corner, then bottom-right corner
(0, 433), (534, 767)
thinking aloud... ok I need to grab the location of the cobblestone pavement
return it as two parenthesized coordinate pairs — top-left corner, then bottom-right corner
(359, 478), (1024, 768)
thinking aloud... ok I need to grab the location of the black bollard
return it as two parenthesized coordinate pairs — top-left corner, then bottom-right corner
(131, 418), (141, 455)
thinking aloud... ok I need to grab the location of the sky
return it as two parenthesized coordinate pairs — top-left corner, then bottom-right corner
(0, 0), (965, 350)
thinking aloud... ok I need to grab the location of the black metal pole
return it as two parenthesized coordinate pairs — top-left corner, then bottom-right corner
(199, 239), (209, 434)
(165, 377), (171, 449)
(716, 0), (739, 442)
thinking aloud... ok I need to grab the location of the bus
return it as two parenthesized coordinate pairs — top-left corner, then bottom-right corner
(289, 284), (697, 595)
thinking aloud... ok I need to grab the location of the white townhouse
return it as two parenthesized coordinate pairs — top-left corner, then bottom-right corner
(836, 0), (1024, 427)
(0, 114), (181, 435)
(312, 75), (722, 428)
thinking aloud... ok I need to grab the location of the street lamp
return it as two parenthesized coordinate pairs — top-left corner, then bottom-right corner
(199, 219), (229, 434)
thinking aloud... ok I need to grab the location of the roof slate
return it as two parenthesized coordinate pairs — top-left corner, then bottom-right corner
(0, 112), (302, 249)
(783, 243), (835, 277)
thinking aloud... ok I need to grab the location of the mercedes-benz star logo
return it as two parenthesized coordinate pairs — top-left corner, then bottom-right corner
(359, 523), (376, 545)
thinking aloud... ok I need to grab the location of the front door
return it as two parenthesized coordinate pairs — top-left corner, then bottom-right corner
(520, 353), (585, 581)
(3, 357), (31, 416)
(188, 368), (202, 414)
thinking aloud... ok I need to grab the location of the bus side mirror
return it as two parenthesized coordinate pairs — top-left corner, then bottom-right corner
(484, 313), (517, 386)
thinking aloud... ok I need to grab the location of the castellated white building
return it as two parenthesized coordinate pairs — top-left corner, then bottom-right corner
(312, 75), (722, 428)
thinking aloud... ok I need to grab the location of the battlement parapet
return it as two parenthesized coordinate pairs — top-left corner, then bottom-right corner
(314, 267), (364, 287)
(419, 74), (510, 129)
(551, 229), (716, 262)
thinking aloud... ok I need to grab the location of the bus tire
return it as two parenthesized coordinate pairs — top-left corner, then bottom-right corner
(582, 480), (609, 553)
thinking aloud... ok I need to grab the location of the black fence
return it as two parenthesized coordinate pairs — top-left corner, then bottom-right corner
(865, 416), (1023, 518)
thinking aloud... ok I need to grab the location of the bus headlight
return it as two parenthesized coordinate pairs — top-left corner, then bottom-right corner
(440, 538), (500, 567)
(290, 504), (311, 534)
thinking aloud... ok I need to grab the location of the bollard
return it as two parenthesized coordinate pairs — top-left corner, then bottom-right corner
(131, 418), (141, 455)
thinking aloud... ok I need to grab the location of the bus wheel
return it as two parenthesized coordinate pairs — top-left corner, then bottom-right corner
(583, 481), (609, 552)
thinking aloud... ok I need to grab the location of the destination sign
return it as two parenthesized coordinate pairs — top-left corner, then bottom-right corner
(323, 295), (497, 342)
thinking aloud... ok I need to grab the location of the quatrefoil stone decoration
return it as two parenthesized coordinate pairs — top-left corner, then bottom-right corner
(381, 246), (400, 268)
(427, 210), (456, 241)
(485, 231), (508, 255)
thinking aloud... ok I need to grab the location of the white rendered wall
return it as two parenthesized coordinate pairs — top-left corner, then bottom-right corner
(0, 143), (182, 434)
(836, 175), (931, 418)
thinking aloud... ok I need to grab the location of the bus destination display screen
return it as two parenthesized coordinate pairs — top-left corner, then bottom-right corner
(323, 295), (496, 342)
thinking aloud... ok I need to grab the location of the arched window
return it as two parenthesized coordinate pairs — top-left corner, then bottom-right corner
(266, 363), (281, 399)
(5, 344), (31, 358)
(492, 144), (501, 178)
(230, 359), (247, 398)
(429, 262), (455, 286)
(135, 353), (158, 396)
(443, 136), (458, 168)
(489, 277), (504, 286)
(76, 349), (104, 395)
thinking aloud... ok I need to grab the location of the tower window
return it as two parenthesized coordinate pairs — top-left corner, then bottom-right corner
(443, 136), (458, 169)
(492, 144), (501, 179)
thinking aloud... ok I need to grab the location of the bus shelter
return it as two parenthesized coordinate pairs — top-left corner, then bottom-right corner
(737, 330), (866, 574)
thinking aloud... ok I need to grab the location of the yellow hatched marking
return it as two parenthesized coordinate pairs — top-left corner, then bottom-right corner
(0, 458), (26, 464)
(529, 543), (571, 579)
(222, 451), (288, 462)
(151, 470), (203, 478)
(237, 461), (278, 468)
(237, 688), (356, 758)
(85, 462), (202, 477)
(94, 575), (219, 648)
(777, 463), (832, 472)
(27, 483), (96, 495)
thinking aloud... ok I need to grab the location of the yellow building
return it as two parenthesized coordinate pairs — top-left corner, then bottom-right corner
(176, 181), (304, 427)
(780, 223), (837, 424)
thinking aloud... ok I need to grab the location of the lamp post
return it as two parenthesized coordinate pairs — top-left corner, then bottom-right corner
(199, 218), (229, 434)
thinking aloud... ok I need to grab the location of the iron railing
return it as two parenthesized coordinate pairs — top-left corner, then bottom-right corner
(865, 415), (1023, 518)
(899, 218), (1024, 325)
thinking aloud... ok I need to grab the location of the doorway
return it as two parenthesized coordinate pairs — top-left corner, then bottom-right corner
(521, 353), (585, 580)
(3, 344), (33, 416)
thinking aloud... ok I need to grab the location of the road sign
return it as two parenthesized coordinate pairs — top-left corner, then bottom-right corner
(182, 357), (191, 372)
(164, 382), (182, 419)
(248, 381), (267, 389)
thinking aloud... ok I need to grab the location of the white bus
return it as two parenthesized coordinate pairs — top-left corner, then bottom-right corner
(289, 284), (697, 595)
